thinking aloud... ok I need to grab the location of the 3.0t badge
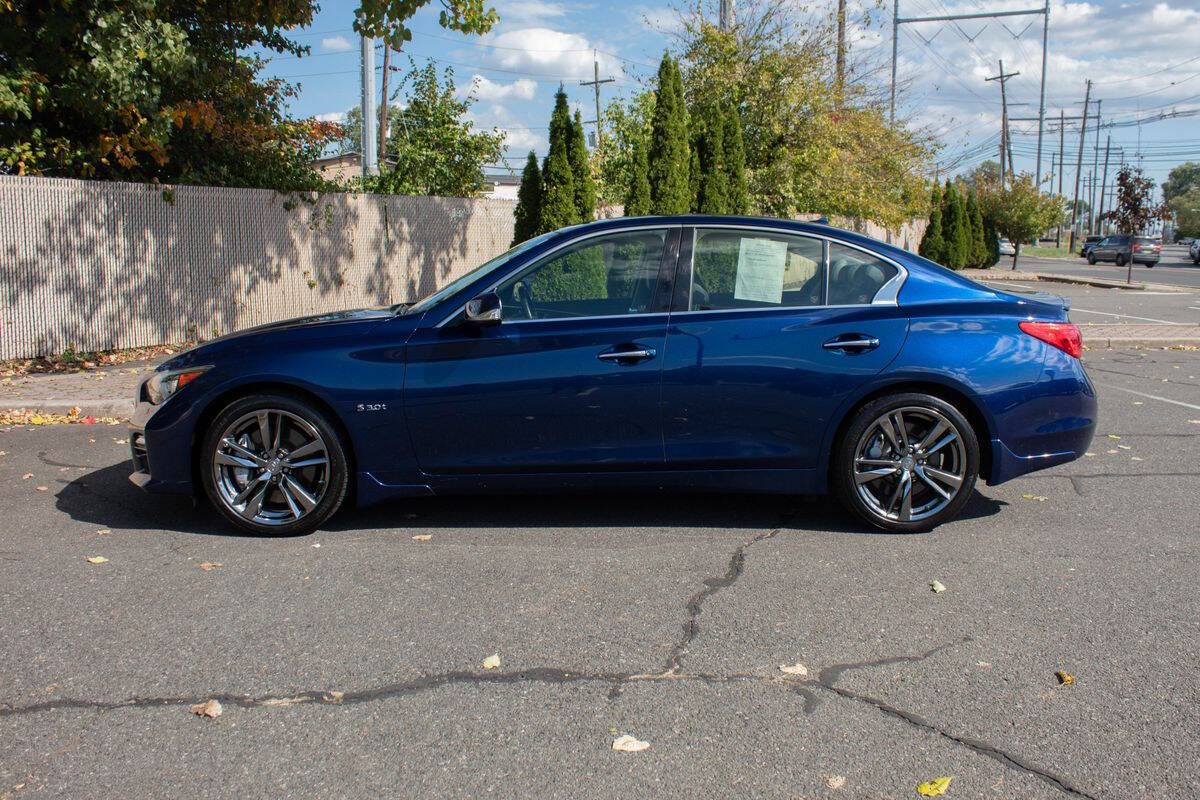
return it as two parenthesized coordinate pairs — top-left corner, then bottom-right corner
(355, 403), (387, 412)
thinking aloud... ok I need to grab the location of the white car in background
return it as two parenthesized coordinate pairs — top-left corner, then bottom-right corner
(998, 238), (1016, 256)
(1190, 239), (1200, 264)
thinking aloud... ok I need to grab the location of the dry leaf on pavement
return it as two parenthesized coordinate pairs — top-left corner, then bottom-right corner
(322, 690), (345, 704)
(197, 562), (223, 571)
(1021, 493), (1048, 502)
(917, 777), (953, 796)
(96, 529), (111, 536)
(85, 556), (109, 564)
(779, 662), (808, 676)
(611, 734), (650, 753)
(21, 472), (33, 479)
(481, 653), (501, 670)
(930, 580), (947, 593)
(825, 775), (847, 790)
(411, 534), (432, 542)
(189, 699), (222, 718)
(1056, 670), (1075, 686)
(35, 485), (48, 492)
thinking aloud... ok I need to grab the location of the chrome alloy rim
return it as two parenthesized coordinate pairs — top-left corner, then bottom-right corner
(212, 409), (329, 526)
(852, 406), (966, 523)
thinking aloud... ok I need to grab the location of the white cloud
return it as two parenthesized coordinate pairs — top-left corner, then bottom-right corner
(480, 28), (622, 79)
(321, 35), (354, 53)
(315, 111), (347, 123)
(494, 0), (568, 23)
(458, 75), (538, 101)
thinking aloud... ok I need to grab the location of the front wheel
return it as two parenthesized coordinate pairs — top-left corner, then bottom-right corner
(1116, 253), (1126, 266)
(199, 393), (350, 535)
(832, 394), (979, 533)
(1087, 252), (1096, 264)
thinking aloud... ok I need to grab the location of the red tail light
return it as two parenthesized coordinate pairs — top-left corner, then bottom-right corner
(1020, 321), (1082, 358)
(1132, 242), (1142, 252)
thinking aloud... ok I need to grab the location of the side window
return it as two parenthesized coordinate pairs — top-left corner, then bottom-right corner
(497, 230), (667, 321)
(828, 243), (898, 306)
(689, 229), (825, 311)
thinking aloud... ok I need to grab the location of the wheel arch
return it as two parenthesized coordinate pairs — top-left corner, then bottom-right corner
(824, 378), (995, 488)
(189, 380), (357, 503)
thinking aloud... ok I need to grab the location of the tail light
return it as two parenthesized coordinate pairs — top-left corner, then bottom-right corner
(1020, 321), (1082, 359)
(1132, 242), (1142, 252)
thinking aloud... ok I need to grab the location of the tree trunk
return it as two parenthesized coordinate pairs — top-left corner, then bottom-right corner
(1011, 241), (1020, 270)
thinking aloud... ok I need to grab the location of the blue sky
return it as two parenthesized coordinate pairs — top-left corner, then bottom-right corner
(253, 0), (1200, 195)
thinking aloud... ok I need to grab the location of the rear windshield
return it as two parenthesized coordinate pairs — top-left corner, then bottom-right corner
(1134, 237), (1158, 245)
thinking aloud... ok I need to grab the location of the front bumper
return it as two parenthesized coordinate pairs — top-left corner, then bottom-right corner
(127, 400), (195, 496)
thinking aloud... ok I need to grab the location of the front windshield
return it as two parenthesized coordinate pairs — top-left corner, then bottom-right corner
(399, 231), (557, 315)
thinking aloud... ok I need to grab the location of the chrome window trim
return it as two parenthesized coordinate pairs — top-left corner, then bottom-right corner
(686, 224), (909, 311)
(434, 224), (680, 328)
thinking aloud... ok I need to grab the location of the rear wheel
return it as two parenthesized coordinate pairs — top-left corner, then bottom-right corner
(833, 393), (979, 533)
(200, 393), (349, 535)
(1116, 253), (1126, 266)
(1087, 252), (1096, 264)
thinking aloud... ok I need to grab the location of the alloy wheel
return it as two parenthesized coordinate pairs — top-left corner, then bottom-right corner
(211, 409), (330, 527)
(851, 406), (967, 523)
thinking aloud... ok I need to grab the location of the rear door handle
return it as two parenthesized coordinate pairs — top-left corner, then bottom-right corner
(823, 336), (880, 352)
(598, 348), (656, 363)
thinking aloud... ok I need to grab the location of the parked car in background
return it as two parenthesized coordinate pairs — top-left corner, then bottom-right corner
(998, 238), (1016, 256)
(127, 215), (1096, 535)
(1190, 239), (1200, 264)
(1087, 235), (1161, 267)
(1079, 235), (1104, 257)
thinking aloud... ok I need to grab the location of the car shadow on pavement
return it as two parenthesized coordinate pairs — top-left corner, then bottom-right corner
(56, 461), (1006, 538)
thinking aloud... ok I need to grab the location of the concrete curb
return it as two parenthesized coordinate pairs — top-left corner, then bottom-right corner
(1086, 338), (1200, 349)
(965, 269), (1192, 293)
(3, 399), (135, 420)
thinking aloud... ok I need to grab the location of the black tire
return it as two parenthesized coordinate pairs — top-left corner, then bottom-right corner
(1116, 253), (1126, 267)
(832, 393), (979, 533)
(199, 392), (350, 536)
(1087, 252), (1096, 264)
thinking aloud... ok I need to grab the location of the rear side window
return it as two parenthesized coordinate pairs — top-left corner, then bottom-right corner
(828, 243), (899, 305)
(689, 229), (825, 311)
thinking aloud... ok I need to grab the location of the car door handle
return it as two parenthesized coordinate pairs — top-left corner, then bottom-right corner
(598, 348), (656, 363)
(823, 336), (880, 352)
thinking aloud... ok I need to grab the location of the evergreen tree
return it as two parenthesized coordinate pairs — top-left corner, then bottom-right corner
(723, 104), (749, 215)
(966, 190), (987, 268)
(983, 213), (1000, 267)
(647, 53), (690, 214)
(512, 151), (543, 246)
(569, 110), (596, 221)
(538, 87), (578, 233)
(688, 142), (702, 212)
(693, 105), (728, 214)
(918, 183), (945, 264)
(625, 137), (651, 215)
(940, 180), (969, 270)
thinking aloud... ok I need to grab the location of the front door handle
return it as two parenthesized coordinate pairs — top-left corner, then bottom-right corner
(823, 335), (880, 352)
(598, 348), (657, 363)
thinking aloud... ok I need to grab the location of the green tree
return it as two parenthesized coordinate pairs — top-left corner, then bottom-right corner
(1162, 162), (1200, 204)
(0, 0), (343, 189)
(512, 151), (542, 245)
(1169, 187), (1200, 239)
(356, 0), (497, 49)
(1102, 166), (1170, 236)
(692, 104), (728, 214)
(569, 110), (596, 221)
(723, 104), (749, 214)
(365, 60), (504, 196)
(624, 137), (651, 215)
(966, 190), (987, 268)
(538, 87), (578, 232)
(982, 213), (1000, 268)
(592, 91), (654, 207)
(647, 53), (691, 215)
(918, 183), (945, 264)
(979, 174), (1065, 269)
(939, 181), (970, 270)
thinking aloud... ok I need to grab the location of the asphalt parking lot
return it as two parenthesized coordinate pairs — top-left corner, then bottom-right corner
(2, 347), (1199, 799)
(1016, 244), (1200, 290)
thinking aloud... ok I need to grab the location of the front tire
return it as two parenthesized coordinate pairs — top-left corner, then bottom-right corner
(832, 393), (979, 533)
(1087, 252), (1096, 264)
(199, 393), (349, 535)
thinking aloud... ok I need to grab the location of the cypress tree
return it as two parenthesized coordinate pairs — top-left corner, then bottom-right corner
(966, 190), (986, 268)
(983, 213), (1000, 267)
(723, 104), (748, 215)
(688, 141), (701, 212)
(918, 182), (945, 264)
(512, 151), (543, 246)
(568, 109), (595, 222)
(940, 180), (968, 269)
(694, 105), (728, 214)
(537, 87), (578, 233)
(647, 53), (690, 215)
(624, 137), (651, 215)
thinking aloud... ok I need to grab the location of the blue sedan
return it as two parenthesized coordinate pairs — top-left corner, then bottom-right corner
(128, 215), (1097, 534)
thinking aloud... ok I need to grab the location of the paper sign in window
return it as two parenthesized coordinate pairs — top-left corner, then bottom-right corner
(733, 237), (788, 303)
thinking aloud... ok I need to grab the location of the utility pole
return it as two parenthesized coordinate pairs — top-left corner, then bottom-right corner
(836, 0), (847, 95)
(891, 3), (1048, 170)
(986, 61), (1020, 186)
(1056, 110), (1064, 247)
(580, 51), (614, 148)
(1089, 99), (1101, 233)
(719, 0), (734, 30)
(1067, 79), (1091, 253)
(378, 41), (390, 169)
(360, 34), (378, 177)
(1097, 135), (1111, 235)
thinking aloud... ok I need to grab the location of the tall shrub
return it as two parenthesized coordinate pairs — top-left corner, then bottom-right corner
(569, 110), (595, 221)
(647, 53), (690, 214)
(538, 87), (578, 233)
(625, 138), (651, 215)
(918, 183), (945, 264)
(723, 104), (749, 214)
(512, 151), (542, 245)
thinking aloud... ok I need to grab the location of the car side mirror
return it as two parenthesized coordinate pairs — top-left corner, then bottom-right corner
(463, 292), (502, 326)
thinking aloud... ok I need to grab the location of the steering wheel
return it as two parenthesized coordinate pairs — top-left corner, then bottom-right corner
(513, 279), (535, 320)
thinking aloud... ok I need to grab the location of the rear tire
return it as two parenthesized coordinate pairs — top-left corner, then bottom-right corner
(1087, 253), (1096, 265)
(832, 393), (979, 533)
(200, 393), (349, 536)
(1116, 253), (1126, 266)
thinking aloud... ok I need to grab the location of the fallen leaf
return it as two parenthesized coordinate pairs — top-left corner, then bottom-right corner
(1107, 434), (1120, 440)
(1106, 449), (1119, 454)
(197, 562), (223, 571)
(35, 485), (48, 492)
(930, 580), (947, 593)
(977, 661), (992, 668)
(82, 416), (96, 425)
(825, 774), (847, 790)
(259, 696), (308, 707)
(85, 556), (108, 564)
(21, 472), (32, 479)
(411, 534), (432, 542)
(1056, 670), (1075, 686)
(322, 690), (345, 704)
(481, 653), (501, 670)
(611, 734), (650, 752)
(311, 542), (321, 548)
(0, 450), (6, 456)
(189, 699), (222, 718)
(68, 406), (82, 417)
(1188, 420), (1200, 425)
(1021, 493), (1048, 502)
(1131, 456), (1143, 462)
(1083, 452), (1094, 457)
(917, 777), (953, 796)
(96, 528), (111, 536)
(779, 662), (808, 676)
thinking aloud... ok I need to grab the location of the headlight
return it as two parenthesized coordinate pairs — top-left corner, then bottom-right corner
(143, 366), (212, 405)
